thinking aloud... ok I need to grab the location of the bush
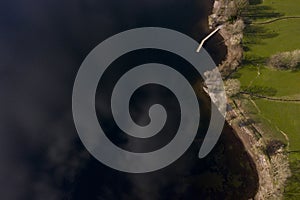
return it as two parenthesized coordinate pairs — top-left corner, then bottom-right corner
(268, 49), (300, 70)
(265, 140), (286, 156)
(225, 79), (241, 97)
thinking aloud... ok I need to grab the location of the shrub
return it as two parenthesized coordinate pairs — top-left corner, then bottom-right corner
(225, 79), (241, 97)
(265, 139), (286, 156)
(268, 49), (300, 70)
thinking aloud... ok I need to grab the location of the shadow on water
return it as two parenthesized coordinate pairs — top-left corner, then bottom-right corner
(73, 124), (259, 200)
(0, 0), (258, 199)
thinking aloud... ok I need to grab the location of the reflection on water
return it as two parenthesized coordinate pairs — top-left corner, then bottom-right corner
(0, 0), (258, 199)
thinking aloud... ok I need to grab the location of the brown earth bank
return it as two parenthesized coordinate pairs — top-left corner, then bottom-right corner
(207, 0), (291, 199)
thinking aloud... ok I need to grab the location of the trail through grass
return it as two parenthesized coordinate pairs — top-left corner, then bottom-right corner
(233, 0), (300, 198)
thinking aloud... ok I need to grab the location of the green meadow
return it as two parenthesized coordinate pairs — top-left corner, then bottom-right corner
(232, 0), (300, 198)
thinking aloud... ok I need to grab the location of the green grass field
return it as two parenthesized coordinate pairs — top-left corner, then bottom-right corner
(254, 100), (300, 149)
(233, 0), (300, 198)
(238, 67), (300, 96)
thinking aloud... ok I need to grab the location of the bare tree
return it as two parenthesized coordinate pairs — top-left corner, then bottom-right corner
(225, 79), (241, 97)
(235, 0), (249, 17)
(268, 49), (300, 70)
(226, 0), (249, 20)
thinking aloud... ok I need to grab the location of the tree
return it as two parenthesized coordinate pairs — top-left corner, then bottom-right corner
(234, 0), (249, 16)
(268, 49), (300, 70)
(226, 0), (249, 22)
(225, 79), (241, 97)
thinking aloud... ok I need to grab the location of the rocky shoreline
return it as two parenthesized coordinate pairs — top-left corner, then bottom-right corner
(208, 0), (290, 199)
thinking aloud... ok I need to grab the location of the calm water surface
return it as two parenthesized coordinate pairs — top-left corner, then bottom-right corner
(0, 0), (258, 199)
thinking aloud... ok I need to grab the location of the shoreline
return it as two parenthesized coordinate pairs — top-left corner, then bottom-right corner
(208, 0), (290, 199)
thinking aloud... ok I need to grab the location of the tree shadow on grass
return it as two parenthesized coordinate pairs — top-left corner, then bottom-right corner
(243, 25), (279, 46)
(241, 85), (278, 96)
(244, 6), (283, 21)
(243, 1), (283, 22)
(248, 0), (263, 6)
(241, 0), (282, 53)
(284, 158), (300, 197)
(242, 55), (267, 65)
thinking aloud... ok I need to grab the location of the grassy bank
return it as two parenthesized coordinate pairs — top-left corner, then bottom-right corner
(231, 0), (300, 198)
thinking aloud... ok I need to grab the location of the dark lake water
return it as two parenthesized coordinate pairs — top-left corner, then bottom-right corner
(0, 0), (258, 199)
